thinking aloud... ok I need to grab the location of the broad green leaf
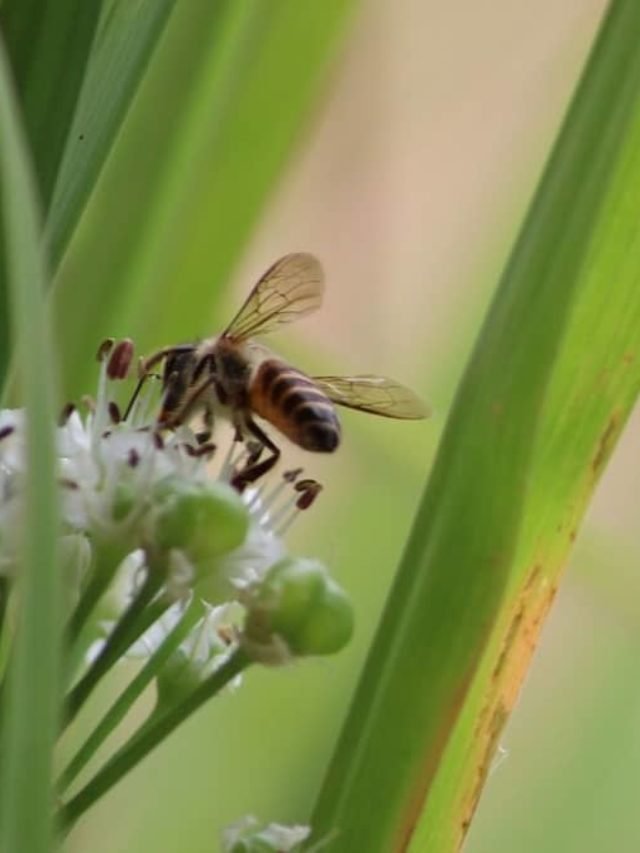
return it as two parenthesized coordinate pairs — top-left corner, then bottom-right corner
(310, 1), (640, 850)
(0, 0), (102, 390)
(0, 0), (176, 391)
(0, 34), (60, 853)
(52, 0), (359, 398)
(0, 0), (104, 207)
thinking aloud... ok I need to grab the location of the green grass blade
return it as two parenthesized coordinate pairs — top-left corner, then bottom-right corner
(0, 0), (175, 389)
(309, 2), (640, 851)
(0, 0), (104, 207)
(52, 0), (358, 398)
(0, 36), (61, 853)
(48, 0), (177, 266)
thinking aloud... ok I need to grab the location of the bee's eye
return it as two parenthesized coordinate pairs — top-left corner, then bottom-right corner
(162, 348), (197, 386)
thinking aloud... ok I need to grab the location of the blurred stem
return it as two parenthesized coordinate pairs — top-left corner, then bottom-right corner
(64, 554), (169, 727)
(0, 26), (61, 852)
(59, 647), (249, 832)
(59, 596), (203, 792)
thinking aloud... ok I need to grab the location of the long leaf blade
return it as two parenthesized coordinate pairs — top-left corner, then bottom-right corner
(48, 0), (177, 266)
(310, 2), (640, 850)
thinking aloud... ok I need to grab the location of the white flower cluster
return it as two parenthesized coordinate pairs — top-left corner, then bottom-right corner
(0, 339), (321, 675)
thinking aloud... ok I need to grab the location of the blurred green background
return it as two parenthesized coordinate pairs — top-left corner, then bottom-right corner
(57, 0), (640, 850)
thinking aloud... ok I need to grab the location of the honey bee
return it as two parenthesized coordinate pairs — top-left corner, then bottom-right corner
(138, 253), (429, 487)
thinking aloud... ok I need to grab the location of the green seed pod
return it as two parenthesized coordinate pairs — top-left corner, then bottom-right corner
(152, 478), (249, 563)
(243, 557), (354, 662)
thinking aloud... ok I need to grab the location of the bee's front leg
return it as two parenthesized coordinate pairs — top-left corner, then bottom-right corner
(231, 416), (280, 490)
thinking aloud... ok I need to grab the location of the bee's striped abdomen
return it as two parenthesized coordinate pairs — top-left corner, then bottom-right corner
(250, 359), (340, 453)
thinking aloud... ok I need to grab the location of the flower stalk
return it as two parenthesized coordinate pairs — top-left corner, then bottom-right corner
(64, 551), (169, 726)
(0, 336), (353, 836)
(59, 647), (251, 832)
(59, 595), (205, 792)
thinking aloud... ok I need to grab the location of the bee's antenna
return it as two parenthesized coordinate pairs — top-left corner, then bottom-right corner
(122, 366), (151, 422)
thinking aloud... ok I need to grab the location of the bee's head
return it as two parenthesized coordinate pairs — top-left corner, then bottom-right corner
(158, 348), (199, 426)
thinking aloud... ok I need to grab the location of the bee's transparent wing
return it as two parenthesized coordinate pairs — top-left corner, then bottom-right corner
(313, 375), (430, 419)
(224, 253), (324, 341)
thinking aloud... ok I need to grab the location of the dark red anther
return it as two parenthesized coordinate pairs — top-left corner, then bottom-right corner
(128, 448), (140, 468)
(217, 625), (235, 645)
(153, 431), (164, 450)
(193, 442), (216, 459)
(0, 425), (15, 441)
(108, 401), (122, 424)
(58, 402), (76, 425)
(59, 478), (79, 490)
(107, 339), (135, 380)
(295, 479), (322, 510)
(96, 339), (114, 362)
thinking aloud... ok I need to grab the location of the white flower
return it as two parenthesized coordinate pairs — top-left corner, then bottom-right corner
(222, 816), (311, 852)
(0, 337), (328, 695)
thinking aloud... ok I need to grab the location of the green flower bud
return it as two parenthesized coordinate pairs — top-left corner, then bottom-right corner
(152, 478), (249, 563)
(243, 557), (354, 663)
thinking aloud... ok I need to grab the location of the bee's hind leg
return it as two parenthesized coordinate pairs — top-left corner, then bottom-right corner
(231, 416), (280, 491)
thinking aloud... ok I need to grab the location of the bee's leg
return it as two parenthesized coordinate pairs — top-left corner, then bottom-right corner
(231, 416), (280, 490)
(123, 364), (169, 421)
(196, 405), (214, 445)
(123, 371), (154, 421)
(193, 352), (216, 383)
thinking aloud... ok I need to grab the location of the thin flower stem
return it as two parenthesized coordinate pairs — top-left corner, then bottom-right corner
(67, 573), (110, 645)
(59, 648), (250, 831)
(66, 540), (131, 683)
(64, 563), (168, 727)
(58, 596), (204, 792)
(66, 541), (130, 656)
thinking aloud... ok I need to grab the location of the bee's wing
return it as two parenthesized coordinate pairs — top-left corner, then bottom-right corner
(312, 375), (430, 419)
(224, 253), (324, 341)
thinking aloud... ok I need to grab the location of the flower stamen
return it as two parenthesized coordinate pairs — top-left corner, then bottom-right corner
(106, 338), (134, 380)
(108, 402), (122, 425)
